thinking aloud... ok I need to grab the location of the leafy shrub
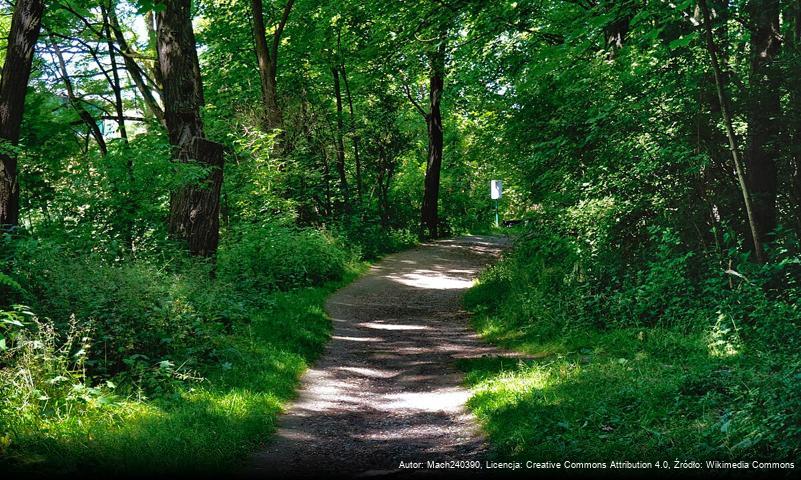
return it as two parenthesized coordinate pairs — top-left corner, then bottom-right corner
(7, 240), (228, 378)
(337, 218), (417, 259)
(217, 224), (354, 293)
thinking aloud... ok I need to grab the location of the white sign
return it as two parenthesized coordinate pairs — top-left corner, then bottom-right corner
(491, 180), (503, 200)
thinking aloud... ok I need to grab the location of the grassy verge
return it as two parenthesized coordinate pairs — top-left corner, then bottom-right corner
(1, 265), (366, 476)
(460, 262), (800, 465)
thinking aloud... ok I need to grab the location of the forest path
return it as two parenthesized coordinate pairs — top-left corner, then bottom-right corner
(246, 236), (511, 478)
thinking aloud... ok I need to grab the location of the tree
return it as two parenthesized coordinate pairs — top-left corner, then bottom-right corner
(107, 4), (165, 124)
(48, 37), (108, 156)
(158, 0), (225, 257)
(252, 0), (294, 131)
(744, 0), (781, 245)
(698, 0), (765, 263)
(788, 0), (801, 233)
(0, 0), (45, 228)
(419, 38), (446, 239)
(332, 65), (350, 212)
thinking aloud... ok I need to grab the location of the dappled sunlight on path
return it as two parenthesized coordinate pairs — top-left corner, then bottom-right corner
(245, 236), (512, 477)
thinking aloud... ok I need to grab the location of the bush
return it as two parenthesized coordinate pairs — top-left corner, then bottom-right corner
(7, 240), (225, 379)
(217, 224), (354, 293)
(337, 218), (417, 260)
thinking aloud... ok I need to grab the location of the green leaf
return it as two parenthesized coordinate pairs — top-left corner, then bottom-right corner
(668, 32), (698, 50)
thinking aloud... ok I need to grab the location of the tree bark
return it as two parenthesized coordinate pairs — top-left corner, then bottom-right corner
(158, 0), (224, 257)
(420, 41), (446, 239)
(332, 66), (350, 212)
(744, 0), (781, 245)
(699, 0), (765, 263)
(251, 0), (294, 131)
(0, 0), (44, 228)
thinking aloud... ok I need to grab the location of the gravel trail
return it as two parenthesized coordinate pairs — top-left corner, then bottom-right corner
(246, 236), (511, 478)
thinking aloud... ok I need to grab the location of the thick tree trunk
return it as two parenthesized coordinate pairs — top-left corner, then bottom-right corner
(744, 0), (781, 245)
(0, 0), (44, 228)
(251, 0), (293, 131)
(332, 66), (350, 212)
(158, 0), (224, 257)
(420, 43), (446, 239)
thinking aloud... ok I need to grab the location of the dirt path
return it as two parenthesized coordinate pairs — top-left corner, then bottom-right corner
(247, 236), (510, 478)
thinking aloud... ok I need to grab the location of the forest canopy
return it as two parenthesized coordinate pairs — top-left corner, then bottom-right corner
(1, 0), (800, 474)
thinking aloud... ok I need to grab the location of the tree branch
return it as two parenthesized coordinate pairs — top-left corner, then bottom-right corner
(402, 82), (429, 120)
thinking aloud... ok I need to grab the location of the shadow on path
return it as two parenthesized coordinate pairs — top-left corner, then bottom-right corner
(245, 236), (512, 478)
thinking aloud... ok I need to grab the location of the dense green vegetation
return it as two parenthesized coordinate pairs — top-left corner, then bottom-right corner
(453, 0), (801, 464)
(1, 229), (372, 474)
(1, 0), (801, 474)
(463, 219), (800, 462)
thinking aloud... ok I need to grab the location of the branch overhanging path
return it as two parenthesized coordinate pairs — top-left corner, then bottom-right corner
(246, 236), (515, 476)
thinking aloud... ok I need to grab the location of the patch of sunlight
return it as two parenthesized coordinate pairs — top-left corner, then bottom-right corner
(707, 311), (742, 358)
(382, 389), (470, 412)
(387, 272), (474, 290)
(475, 367), (557, 405)
(336, 366), (397, 378)
(358, 322), (429, 331)
(201, 390), (282, 419)
(331, 335), (383, 342)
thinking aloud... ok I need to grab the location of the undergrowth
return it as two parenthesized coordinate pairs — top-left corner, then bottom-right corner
(0, 223), (401, 475)
(461, 210), (801, 464)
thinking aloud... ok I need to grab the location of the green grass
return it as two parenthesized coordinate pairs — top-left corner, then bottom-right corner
(1, 265), (367, 476)
(459, 276), (801, 463)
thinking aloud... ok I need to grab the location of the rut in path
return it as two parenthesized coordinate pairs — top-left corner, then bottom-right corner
(247, 236), (511, 477)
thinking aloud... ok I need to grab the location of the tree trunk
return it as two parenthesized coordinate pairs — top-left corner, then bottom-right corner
(101, 5), (127, 142)
(251, 0), (294, 131)
(699, 0), (765, 263)
(420, 42), (446, 239)
(108, 6), (165, 124)
(332, 66), (350, 212)
(340, 64), (362, 202)
(158, 0), (224, 257)
(787, 1), (801, 235)
(145, 10), (164, 91)
(0, 0), (44, 228)
(51, 40), (108, 156)
(744, 0), (781, 245)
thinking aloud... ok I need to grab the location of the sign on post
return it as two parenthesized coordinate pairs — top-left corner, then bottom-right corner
(491, 180), (503, 200)
(491, 180), (502, 227)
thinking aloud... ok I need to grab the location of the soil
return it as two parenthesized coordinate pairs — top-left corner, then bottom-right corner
(245, 236), (512, 478)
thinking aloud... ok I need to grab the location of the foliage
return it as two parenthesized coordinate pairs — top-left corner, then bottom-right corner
(3, 0), (801, 473)
(462, 207), (801, 461)
(0, 270), (364, 475)
(217, 224), (354, 292)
